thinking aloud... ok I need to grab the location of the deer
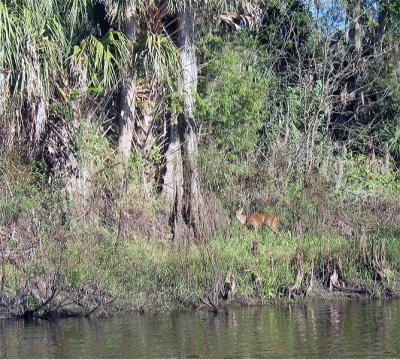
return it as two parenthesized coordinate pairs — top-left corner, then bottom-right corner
(235, 208), (280, 236)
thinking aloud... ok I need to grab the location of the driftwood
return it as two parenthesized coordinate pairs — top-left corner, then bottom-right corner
(331, 283), (371, 295)
(199, 295), (226, 315)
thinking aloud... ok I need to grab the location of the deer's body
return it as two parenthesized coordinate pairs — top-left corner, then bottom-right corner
(236, 209), (279, 235)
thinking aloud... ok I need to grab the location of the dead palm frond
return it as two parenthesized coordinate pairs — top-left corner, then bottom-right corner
(0, 1), (68, 145)
(1, 1), (67, 98)
(219, 11), (257, 31)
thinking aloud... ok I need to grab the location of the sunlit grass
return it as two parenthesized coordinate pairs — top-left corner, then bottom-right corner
(55, 224), (400, 312)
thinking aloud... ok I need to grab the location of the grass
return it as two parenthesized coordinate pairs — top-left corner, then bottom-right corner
(1, 157), (399, 316)
(48, 223), (399, 313)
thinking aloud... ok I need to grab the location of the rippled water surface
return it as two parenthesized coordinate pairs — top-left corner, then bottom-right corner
(1, 299), (399, 358)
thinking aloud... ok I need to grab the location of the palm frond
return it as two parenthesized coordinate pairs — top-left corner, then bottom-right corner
(144, 33), (181, 83)
(383, 118), (400, 158)
(0, 1), (67, 98)
(169, 0), (263, 14)
(0, 1), (69, 146)
(0, 2), (19, 70)
(64, 0), (92, 40)
(15, 4), (67, 99)
(95, 0), (151, 26)
(71, 30), (130, 89)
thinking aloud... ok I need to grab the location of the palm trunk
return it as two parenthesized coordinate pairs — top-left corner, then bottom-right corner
(118, 79), (136, 160)
(162, 114), (185, 243)
(177, 3), (204, 239)
(118, 6), (137, 161)
(32, 98), (47, 144)
(64, 62), (90, 215)
(178, 5), (197, 119)
(138, 100), (156, 197)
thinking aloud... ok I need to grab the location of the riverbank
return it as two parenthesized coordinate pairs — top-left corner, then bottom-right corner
(1, 154), (400, 318)
(1, 225), (399, 318)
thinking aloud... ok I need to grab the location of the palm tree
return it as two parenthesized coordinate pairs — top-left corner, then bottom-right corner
(115, 1), (138, 161)
(166, 0), (263, 241)
(0, 0), (67, 151)
(94, 0), (201, 240)
(175, 1), (202, 239)
(0, 0), (129, 207)
(0, 0), (262, 241)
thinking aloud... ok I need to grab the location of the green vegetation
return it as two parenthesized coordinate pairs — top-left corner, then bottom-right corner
(1, 0), (400, 317)
(2, 200), (400, 315)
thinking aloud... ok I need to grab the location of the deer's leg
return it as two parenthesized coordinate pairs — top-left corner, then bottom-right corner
(272, 224), (280, 238)
(253, 224), (259, 238)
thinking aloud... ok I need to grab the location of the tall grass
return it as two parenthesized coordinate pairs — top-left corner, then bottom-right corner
(1, 153), (399, 316)
(54, 222), (400, 312)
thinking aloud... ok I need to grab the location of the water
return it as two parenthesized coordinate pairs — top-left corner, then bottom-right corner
(0, 299), (399, 358)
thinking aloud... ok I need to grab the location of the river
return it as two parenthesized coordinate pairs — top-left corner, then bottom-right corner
(0, 299), (399, 358)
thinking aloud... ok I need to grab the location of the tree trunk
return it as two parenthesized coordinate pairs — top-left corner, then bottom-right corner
(162, 114), (185, 243)
(137, 100), (156, 197)
(177, 3), (204, 240)
(118, 79), (136, 160)
(118, 6), (137, 161)
(376, 7), (389, 47)
(31, 98), (48, 145)
(178, 5), (197, 120)
(64, 62), (90, 216)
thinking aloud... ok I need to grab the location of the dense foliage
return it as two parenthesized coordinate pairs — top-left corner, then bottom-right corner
(1, 0), (400, 316)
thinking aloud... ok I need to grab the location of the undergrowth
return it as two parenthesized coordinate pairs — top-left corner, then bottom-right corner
(52, 224), (400, 312)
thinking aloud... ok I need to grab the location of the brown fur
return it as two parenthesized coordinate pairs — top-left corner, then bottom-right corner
(236, 208), (279, 235)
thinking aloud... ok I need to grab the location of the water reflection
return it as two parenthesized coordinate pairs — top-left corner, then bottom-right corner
(0, 299), (399, 358)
